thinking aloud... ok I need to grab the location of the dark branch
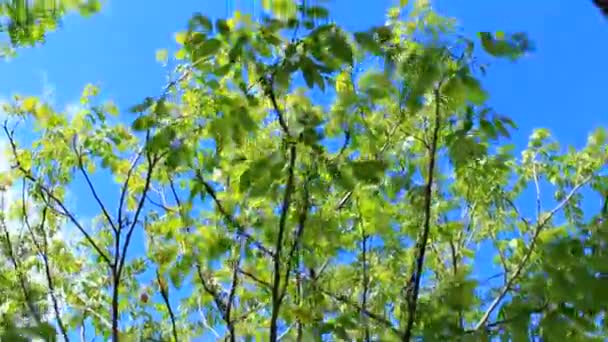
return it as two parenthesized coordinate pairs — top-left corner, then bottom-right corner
(3, 124), (112, 267)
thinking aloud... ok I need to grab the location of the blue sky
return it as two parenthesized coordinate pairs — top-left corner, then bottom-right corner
(1, 0), (607, 339)
(2, 0), (606, 152)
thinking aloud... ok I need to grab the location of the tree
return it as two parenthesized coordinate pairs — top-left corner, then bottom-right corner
(0, 0), (101, 57)
(1, 0), (607, 341)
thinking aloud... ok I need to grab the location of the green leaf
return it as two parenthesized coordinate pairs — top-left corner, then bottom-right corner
(132, 114), (155, 131)
(354, 31), (382, 55)
(301, 57), (318, 89)
(351, 160), (387, 184)
(129, 97), (155, 113)
(239, 152), (284, 196)
(148, 127), (177, 152)
(479, 31), (533, 61)
(216, 19), (230, 36)
(461, 75), (488, 105)
(194, 38), (222, 59)
(305, 6), (330, 20)
(189, 13), (213, 33)
(329, 30), (353, 65)
(155, 48), (168, 65)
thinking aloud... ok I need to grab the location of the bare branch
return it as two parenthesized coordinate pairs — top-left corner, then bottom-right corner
(266, 76), (290, 136)
(112, 150), (158, 342)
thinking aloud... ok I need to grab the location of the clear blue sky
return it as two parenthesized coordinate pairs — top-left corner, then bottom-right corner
(1, 0), (607, 339)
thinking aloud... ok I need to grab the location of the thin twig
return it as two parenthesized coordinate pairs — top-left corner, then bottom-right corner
(0, 189), (42, 324)
(197, 298), (220, 338)
(319, 287), (401, 336)
(238, 267), (272, 289)
(195, 171), (274, 257)
(3, 124), (112, 266)
(532, 160), (542, 221)
(156, 269), (179, 342)
(113, 140), (158, 342)
(336, 119), (403, 211)
(73, 136), (118, 234)
(473, 176), (592, 330)
(117, 148), (145, 233)
(20, 186), (69, 341)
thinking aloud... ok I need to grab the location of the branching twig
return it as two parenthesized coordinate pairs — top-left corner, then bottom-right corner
(73, 136), (118, 234)
(117, 148), (145, 233)
(113, 141), (159, 342)
(473, 176), (592, 331)
(3, 124), (112, 267)
(336, 119), (403, 211)
(0, 189), (42, 324)
(20, 186), (69, 341)
(195, 171), (274, 257)
(319, 287), (401, 336)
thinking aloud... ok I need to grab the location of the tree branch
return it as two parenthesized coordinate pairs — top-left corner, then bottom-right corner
(72, 136), (118, 234)
(20, 186), (69, 341)
(0, 189), (42, 325)
(195, 171), (274, 257)
(319, 287), (401, 337)
(270, 141), (297, 342)
(532, 160), (542, 221)
(112, 151), (158, 342)
(402, 85), (442, 341)
(156, 269), (178, 342)
(117, 148), (145, 236)
(473, 176), (592, 331)
(3, 124), (112, 267)
(225, 250), (241, 342)
(279, 177), (310, 304)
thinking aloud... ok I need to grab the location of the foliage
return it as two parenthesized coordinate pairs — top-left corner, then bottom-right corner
(0, 0), (101, 57)
(0, 0), (607, 341)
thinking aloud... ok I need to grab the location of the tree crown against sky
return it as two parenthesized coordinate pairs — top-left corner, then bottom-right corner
(0, 0), (607, 341)
(0, 0), (100, 57)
